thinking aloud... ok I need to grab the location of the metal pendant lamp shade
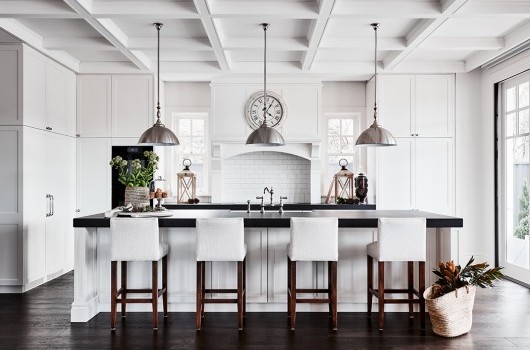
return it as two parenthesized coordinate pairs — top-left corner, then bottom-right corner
(355, 23), (396, 147)
(138, 23), (179, 146)
(246, 23), (285, 146)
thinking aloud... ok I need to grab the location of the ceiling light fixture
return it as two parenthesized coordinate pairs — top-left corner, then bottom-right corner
(246, 23), (286, 146)
(138, 23), (179, 146)
(355, 23), (397, 147)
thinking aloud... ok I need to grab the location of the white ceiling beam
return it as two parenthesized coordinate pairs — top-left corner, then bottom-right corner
(383, 0), (470, 70)
(127, 37), (212, 51)
(91, 1), (199, 19)
(320, 37), (406, 50)
(331, 1), (441, 18)
(193, 0), (229, 70)
(454, 1), (530, 18)
(300, 0), (336, 71)
(223, 37), (308, 51)
(465, 21), (530, 71)
(421, 37), (504, 51)
(231, 61), (303, 74)
(62, 0), (152, 71)
(0, 1), (81, 18)
(209, 1), (318, 19)
(44, 37), (117, 50)
(0, 18), (80, 72)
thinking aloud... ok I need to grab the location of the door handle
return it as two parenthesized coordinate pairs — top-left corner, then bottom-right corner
(50, 195), (54, 217)
(46, 194), (51, 217)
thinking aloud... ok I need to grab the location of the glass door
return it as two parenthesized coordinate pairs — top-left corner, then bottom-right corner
(500, 72), (530, 284)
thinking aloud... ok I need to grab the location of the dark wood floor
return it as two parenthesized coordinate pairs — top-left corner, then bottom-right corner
(1, 272), (530, 350)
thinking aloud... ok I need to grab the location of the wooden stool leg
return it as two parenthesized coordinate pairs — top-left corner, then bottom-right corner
(328, 261), (332, 318)
(201, 261), (205, 319)
(196, 261), (203, 330)
(419, 261), (426, 330)
(243, 258), (247, 317)
(378, 261), (385, 331)
(111, 261), (117, 330)
(152, 261), (158, 330)
(289, 260), (297, 331)
(162, 256), (168, 318)
(121, 261), (127, 318)
(287, 257), (292, 318)
(408, 261), (414, 319)
(330, 261), (338, 331)
(237, 261), (244, 331)
(367, 255), (373, 317)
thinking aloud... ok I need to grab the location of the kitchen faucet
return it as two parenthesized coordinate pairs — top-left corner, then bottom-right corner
(263, 187), (274, 206)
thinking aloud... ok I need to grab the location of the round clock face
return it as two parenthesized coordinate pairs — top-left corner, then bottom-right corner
(245, 91), (287, 130)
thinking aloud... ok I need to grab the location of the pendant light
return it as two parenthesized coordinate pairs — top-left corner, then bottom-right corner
(246, 23), (285, 146)
(355, 23), (397, 147)
(138, 23), (179, 146)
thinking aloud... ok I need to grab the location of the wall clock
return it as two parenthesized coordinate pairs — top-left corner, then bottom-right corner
(245, 90), (287, 130)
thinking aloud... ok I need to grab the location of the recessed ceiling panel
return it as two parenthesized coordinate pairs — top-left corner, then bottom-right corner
(406, 49), (475, 61)
(17, 19), (103, 38)
(112, 18), (207, 38)
(215, 19), (312, 38)
(315, 49), (385, 62)
(65, 50), (129, 62)
(324, 18), (419, 38)
(145, 50), (217, 61)
(431, 18), (527, 38)
(229, 50), (303, 62)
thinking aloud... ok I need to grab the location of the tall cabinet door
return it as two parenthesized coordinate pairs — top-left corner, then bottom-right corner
(415, 138), (454, 215)
(376, 138), (415, 210)
(22, 127), (47, 283)
(77, 75), (112, 137)
(76, 138), (111, 216)
(45, 133), (71, 275)
(415, 75), (454, 137)
(378, 75), (414, 137)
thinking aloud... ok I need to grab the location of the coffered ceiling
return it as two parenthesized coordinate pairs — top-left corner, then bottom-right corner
(0, 0), (529, 80)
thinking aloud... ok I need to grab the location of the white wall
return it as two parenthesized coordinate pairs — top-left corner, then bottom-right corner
(165, 82), (211, 109)
(322, 82), (366, 109)
(455, 69), (492, 263)
(222, 151), (311, 203)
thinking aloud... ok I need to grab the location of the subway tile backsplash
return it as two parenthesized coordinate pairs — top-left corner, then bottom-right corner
(222, 151), (311, 203)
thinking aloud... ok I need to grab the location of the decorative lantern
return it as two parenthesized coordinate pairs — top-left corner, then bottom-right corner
(325, 159), (356, 204)
(177, 158), (196, 204)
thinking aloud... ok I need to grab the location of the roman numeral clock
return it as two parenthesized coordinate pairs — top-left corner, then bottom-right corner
(245, 90), (287, 130)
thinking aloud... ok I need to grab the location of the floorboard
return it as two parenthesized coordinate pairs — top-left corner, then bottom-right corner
(1, 272), (529, 349)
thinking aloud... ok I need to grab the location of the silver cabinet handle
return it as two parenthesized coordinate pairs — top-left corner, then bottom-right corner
(46, 194), (51, 217)
(51, 195), (54, 217)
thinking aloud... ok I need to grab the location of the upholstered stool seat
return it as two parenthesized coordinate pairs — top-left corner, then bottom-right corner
(109, 217), (168, 331)
(195, 218), (246, 331)
(287, 217), (339, 331)
(367, 218), (427, 331)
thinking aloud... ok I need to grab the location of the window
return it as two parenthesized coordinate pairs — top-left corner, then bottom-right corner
(324, 112), (361, 192)
(500, 72), (530, 280)
(171, 113), (209, 196)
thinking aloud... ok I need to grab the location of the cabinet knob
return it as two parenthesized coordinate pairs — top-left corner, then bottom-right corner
(76, 209), (80, 213)
(46, 126), (53, 131)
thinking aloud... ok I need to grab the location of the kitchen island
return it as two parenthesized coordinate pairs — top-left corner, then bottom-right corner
(71, 209), (462, 322)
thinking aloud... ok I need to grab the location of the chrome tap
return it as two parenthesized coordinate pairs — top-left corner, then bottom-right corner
(263, 187), (274, 206)
(279, 196), (287, 214)
(256, 196), (265, 213)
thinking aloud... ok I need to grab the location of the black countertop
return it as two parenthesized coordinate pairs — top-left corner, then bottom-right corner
(74, 209), (463, 228)
(163, 203), (376, 211)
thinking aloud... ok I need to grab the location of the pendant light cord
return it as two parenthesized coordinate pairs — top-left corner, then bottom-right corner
(155, 23), (162, 122)
(262, 23), (268, 126)
(372, 23), (378, 123)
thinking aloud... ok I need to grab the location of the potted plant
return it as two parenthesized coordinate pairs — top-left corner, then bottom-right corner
(109, 151), (159, 211)
(424, 256), (503, 337)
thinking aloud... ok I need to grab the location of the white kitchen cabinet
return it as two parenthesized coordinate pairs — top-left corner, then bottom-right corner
(0, 45), (76, 136)
(111, 75), (153, 138)
(77, 74), (153, 138)
(76, 138), (112, 216)
(77, 75), (112, 137)
(376, 137), (454, 215)
(0, 126), (76, 293)
(375, 74), (454, 138)
(46, 60), (76, 136)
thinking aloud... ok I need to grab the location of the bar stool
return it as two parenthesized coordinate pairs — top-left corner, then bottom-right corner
(109, 217), (169, 331)
(287, 217), (339, 331)
(366, 217), (426, 331)
(196, 218), (246, 331)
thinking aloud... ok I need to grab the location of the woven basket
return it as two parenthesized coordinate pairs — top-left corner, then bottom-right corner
(124, 186), (150, 210)
(424, 285), (476, 337)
